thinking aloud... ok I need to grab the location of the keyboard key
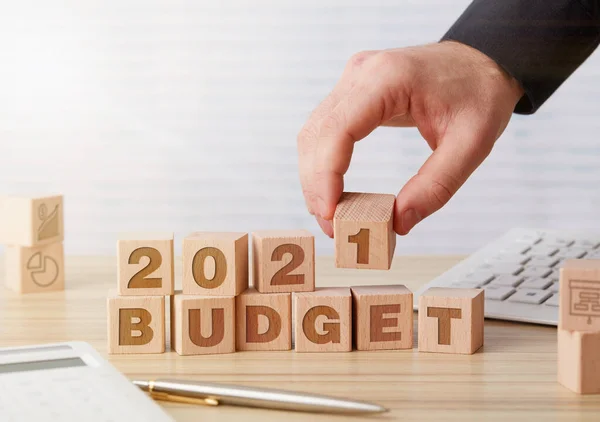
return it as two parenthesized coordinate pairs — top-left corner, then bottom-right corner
(548, 282), (560, 293)
(485, 254), (530, 266)
(516, 233), (542, 244)
(525, 256), (559, 267)
(544, 293), (560, 307)
(572, 239), (600, 249)
(507, 288), (553, 305)
(489, 275), (525, 287)
(527, 245), (559, 256)
(462, 271), (495, 286)
(584, 250), (600, 259)
(482, 263), (523, 276)
(555, 248), (587, 259)
(500, 244), (531, 254)
(450, 281), (482, 289)
(484, 285), (516, 301)
(519, 277), (553, 290)
(520, 266), (552, 278)
(541, 237), (574, 247)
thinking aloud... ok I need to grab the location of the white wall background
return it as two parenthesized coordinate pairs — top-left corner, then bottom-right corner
(1, 0), (600, 256)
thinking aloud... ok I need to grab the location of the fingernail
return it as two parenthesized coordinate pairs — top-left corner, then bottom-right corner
(317, 197), (328, 218)
(401, 208), (422, 233)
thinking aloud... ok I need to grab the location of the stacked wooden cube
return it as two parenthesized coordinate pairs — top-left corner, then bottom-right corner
(108, 192), (484, 355)
(1, 195), (65, 294)
(558, 260), (600, 394)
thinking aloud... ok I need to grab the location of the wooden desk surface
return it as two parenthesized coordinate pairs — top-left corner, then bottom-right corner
(1, 255), (598, 421)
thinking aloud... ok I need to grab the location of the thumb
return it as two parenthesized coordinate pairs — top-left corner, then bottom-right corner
(313, 81), (410, 220)
(394, 121), (493, 235)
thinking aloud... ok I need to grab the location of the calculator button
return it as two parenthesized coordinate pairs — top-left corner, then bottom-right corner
(520, 266), (552, 278)
(488, 275), (524, 287)
(544, 293), (560, 307)
(507, 289), (553, 305)
(519, 277), (553, 290)
(484, 285), (515, 301)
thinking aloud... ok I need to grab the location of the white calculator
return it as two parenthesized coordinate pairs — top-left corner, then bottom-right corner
(0, 341), (173, 421)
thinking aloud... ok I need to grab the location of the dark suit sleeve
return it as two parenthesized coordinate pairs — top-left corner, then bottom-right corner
(441, 0), (600, 114)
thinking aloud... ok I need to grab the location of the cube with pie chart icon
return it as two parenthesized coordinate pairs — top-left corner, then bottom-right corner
(0, 195), (64, 247)
(5, 242), (65, 293)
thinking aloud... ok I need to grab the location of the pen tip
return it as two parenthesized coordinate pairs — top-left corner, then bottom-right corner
(132, 380), (150, 391)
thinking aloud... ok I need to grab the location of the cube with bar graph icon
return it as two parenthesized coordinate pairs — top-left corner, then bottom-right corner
(1, 195), (65, 293)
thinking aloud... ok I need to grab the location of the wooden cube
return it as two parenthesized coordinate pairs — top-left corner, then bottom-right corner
(236, 287), (291, 351)
(5, 242), (65, 294)
(0, 195), (63, 247)
(333, 192), (396, 270)
(107, 291), (165, 354)
(252, 230), (314, 294)
(117, 232), (174, 296)
(558, 328), (600, 394)
(559, 259), (600, 331)
(182, 232), (248, 296)
(418, 287), (484, 354)
(171, 292), (235, 356)
(294, 288), (352, 353)
(351, 285), (413, 351)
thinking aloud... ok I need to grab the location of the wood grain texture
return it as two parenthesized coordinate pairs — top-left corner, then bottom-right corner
(252, 230), (314, 294)
(117, 232), (174, 296)
(236, 287), (291, 351)
(333, 192), (396, 270)
(559, 259), (600, 331)
(171, 292), (235, 356)
(351, 285), (413, 350)
(182, 232), (248, 296)
(1, 255), (599, 421)
(558, 328), (600, 394)
(418, 287), (484, 355)
(107, 290), (165, 354)
(5, 242), (64, 294)
(294, 287), (351, 353)
(0, 194), (64, 247)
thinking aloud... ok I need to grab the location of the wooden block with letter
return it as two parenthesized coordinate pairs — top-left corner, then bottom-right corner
(117, 232), (174, 296)
(171, 292), (235, 356)
(236, 287), (291, 351)
(0, 194), (63, 247)
(418, 287), (484, 354)
(252, 230), (314, 293)
(351, 285), (413, 350)
(107, 290), (165, 354)
(294, 287), (352, 353)
(559, 259), (600, 331)
(333, 192), (396, 270)
(182, 232), (248, 296)
(5, 242), (65, 293)
(558, 328), (600, 394)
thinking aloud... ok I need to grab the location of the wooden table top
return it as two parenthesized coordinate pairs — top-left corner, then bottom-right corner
(1, 255), (598, 421)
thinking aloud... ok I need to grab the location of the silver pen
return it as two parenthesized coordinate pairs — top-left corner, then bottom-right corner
(133, 378), (388, 415)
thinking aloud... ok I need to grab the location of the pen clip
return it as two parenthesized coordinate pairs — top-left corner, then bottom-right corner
(148, 380), (220, 407)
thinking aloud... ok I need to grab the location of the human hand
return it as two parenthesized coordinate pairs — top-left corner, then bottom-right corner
(297, 41), (524, 237)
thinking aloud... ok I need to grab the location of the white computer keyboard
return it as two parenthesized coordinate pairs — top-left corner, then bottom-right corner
(413, 228), (600, 326)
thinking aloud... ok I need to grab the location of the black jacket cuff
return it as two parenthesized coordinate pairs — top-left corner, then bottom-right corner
(442, 0), (600, 114)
